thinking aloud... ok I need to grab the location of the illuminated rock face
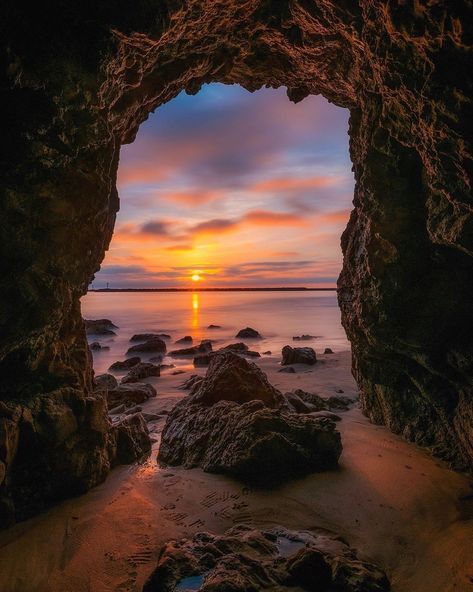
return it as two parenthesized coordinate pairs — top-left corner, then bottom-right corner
(1, 1), (472, 525)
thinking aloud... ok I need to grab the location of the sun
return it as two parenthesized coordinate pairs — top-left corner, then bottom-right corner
(191, 273), (201, 282)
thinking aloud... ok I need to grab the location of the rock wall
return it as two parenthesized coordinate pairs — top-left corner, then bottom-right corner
(1, 0), (471, 525)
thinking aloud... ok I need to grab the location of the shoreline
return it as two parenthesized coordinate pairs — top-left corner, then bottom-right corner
(88, 287), (338, 293)
(0, 350), (471, 592)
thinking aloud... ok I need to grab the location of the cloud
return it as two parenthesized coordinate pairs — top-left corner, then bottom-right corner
(141, 220), (172, 235)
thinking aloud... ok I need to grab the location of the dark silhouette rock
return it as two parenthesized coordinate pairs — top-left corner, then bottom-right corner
(263, 350), (272, 355)
(127, 337), (167, 354)
(175, 335), (193, 344)
(130, 333), (170, 341)
(143, 525), (389, 592)
(179, 374), (204, 393)
(235, 327), (262, 339)
(109, 357), (141, 371)
(158, 353), (341, 484)
(293, 389), (353, 412)
(279, 366), (296, 373)
(293, 334), (316, 341)
(324, 348), (334, 354)
(89, 341), (110, 351)
(84, 319), (117, 335)
(111, 413), (151, 464)
(221, 342), (248, 352)
(107, 383), (157, 408)
(207, 324), (221, 329)
(282, 346), (317, 366)
(121, 362), (160, 384)
(169, 339), (212, 357)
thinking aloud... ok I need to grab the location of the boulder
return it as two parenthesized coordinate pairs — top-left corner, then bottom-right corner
(158, 353), (341, 485)
(127, 337), (167, 354)
(207, 324), (221, 329)
(293, 389), (353, 412)
(235, 327), (262, 339)
(109, 357), (141, 371)
(111, 413), (151, 464)
(263, 350), (272, 355)
(169, 339), (212, 357)
(281, 346), (317, 366)
(221, 342), (248, 352)
(121, 362), (160, 384)
(89, 341), (110, 351)
(292, 334), (316, 341)
(130, 333), (170, 341)
(84, 318), (117, 335)
(143, 525), (390, 592)
(179, 374), (204, 394)
(176, 335), (193, 344)
(107, 382), (157, 408)
(94, 373), (118, 390)
(324, 348), (334, 354)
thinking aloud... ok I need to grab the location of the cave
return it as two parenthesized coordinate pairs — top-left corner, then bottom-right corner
(1, 1), (472, 529)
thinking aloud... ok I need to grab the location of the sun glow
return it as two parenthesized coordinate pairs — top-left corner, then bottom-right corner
(191, 273), (202, 282)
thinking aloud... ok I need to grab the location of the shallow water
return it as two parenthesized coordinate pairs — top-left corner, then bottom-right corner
(81, 290), (349, 375)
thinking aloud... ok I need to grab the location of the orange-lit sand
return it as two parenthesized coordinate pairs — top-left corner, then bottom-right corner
(0, 351), (471, 592)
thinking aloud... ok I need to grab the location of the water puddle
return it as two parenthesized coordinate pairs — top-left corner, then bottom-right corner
(175, 574), (206, 591)
(276, 536), (306, 557)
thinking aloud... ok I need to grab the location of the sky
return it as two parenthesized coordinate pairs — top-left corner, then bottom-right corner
(93, 83), (353, 289)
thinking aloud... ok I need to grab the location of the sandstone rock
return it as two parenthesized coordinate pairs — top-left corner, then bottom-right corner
(235, 327), (262, 339)
(282, 346), (317, 366)
(107, 383), (157, 408)
(109, 357), (141, 371)
(175, 335), (193, 344)
(143, 525), (389, 592)
(130, 333), (170, 341)
(169, 339), (212, 357)
(121, 362), (160, 384)
(127, 337), (167, 354)
(84, 319), (117, 335)
(95, 373), (118, 391)
(293, 334), (316, 341)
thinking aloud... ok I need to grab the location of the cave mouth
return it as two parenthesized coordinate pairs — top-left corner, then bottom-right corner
(1, 2), (472, 528)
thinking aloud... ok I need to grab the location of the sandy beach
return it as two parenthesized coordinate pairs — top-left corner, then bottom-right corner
(0, 350), (471, 592)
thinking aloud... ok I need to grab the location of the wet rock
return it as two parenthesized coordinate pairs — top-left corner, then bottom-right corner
(207, 324), (221, 329)
(191, 352), (282, 408)
(283, 391), (314, 414)
(149, 355), (164, 364)
(176, 335), (193, 344)
(169, 339), (212, 357)
(179, 374), (204, 394)
(324, 348), (334, 354)
(293, 334), (316, 341)
(193, 353), (214, 367)
(127, 337), (167, 354)
(111, 413), (151, 464)
(84, 319), (117, 335)
(89, 341), (109, 351)
(130, 333), (170, 341)
(293, 389), (353, 412)
(121, 362), (160, 384)
(109, 357), (141, 371)
(107, 382), (157, 408)
(263, 350), (272, 355)
(235, 327), (262, 339)
(309, 410), (342, 422)
(143, 525), (389, 592)
(282, 346), (317, 366)
(94, 373), (118, 391)
(221, 342), (248, 352)
(158, 353), (341, 484)
(171, 369), (185, 375)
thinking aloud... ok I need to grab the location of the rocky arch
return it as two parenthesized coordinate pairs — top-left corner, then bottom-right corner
(1, 1), (472, 526)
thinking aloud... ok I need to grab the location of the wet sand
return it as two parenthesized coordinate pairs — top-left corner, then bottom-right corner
(0, 351), (472, 592)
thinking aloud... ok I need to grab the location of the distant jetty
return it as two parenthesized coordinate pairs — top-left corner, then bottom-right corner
(88, 287), (337, 293)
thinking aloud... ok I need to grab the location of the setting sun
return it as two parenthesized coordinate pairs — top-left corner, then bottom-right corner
(191, 273), (201, 282)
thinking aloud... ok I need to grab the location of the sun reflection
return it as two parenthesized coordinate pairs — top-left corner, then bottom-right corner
(191, 292), (199, 330)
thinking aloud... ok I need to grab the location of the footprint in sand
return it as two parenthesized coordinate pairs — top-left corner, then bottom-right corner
(127, 549), (154, 566)
(163, 511), (188, 525)
(200, 490), (240, 508)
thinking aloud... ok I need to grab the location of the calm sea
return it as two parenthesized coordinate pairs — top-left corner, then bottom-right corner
(81, 291), (349, 375)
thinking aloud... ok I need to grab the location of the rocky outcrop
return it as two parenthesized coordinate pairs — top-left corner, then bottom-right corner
(293, 334), (316, 341)
(175, 335), (192, 344)
(169, 340), (212, 358)
(130, 333), (170, 342)
(1, 0), (472, 526)
(282, 346), (317, 366)
(111, 413), (151, 464)
(84, 319), (117, 335)
(235, 327), (262, 338)
(109, 357), (141, 370)
(158, 353), (341, 484)
(143, 525), (390, 592)
(127, 337), (167, 354)
(121, 362), (160, 383)
(106, 383), (157, 408)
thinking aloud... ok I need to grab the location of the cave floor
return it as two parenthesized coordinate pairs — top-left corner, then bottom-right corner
(0, 351), (471, 592)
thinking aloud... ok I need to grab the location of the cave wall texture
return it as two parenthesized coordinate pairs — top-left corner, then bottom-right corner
(1, 0), (472, 526)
